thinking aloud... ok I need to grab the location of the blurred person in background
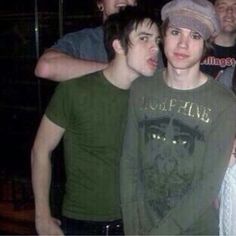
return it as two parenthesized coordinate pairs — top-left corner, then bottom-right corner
(34, 0), (163, 81)
(201, 0), (236, 82)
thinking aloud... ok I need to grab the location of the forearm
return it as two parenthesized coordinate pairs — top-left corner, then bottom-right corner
(31, 148), (52, 219)
(34, 50), (107, 81)
(31, 116), (65, 235)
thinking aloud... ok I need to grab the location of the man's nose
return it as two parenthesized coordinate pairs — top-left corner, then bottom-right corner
(152, 44), (159, 53)
(150, 40), (160, 53)
(178, 34), (189, 48)
(226, 6), (234, 15)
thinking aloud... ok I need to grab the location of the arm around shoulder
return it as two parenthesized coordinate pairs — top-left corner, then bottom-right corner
(34, 48), (107, 81)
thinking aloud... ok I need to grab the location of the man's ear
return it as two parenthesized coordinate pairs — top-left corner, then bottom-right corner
(112, 39), (125, 55)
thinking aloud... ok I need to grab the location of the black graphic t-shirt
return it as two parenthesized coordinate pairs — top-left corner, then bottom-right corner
(121, 69), (236, 235)
(201, 43), (236, 79)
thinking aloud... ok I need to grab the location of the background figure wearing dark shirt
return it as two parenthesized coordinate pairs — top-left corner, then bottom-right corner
(200, 0), (236, 81)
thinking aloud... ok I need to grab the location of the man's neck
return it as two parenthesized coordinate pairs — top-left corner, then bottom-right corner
(214, 32), (236, 47)
(102, 60), (137, 90)
(164, 66), (208, 90)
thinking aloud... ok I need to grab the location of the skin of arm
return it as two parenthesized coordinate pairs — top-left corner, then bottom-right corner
(31, 115), (65, 235)
(34, 48), (107, 81)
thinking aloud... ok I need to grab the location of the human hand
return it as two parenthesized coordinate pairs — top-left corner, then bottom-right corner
(35, 215), (64, 235)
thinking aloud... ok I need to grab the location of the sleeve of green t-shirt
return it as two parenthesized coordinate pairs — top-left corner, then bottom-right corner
(149, 104), (236, 235)
(45, 82), (71, 129)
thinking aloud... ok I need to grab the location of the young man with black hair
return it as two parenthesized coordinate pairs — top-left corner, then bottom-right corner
(31, 6), (160, 235)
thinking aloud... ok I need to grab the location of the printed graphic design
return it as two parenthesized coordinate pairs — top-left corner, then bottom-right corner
(139, 116), (204, 218)
(201, 56), (236, 68)
(140, 97), (212, 124)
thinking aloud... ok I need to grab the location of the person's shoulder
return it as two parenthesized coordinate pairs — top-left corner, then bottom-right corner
(217, 66), (235, 89)
(132, 69), (163, 89)
(208, 76), (236, 104)
(58, 71), (101, 90)
(212, 42), (236, 52)
(79, 25), (103, 34)
(63, 26), (103, 41)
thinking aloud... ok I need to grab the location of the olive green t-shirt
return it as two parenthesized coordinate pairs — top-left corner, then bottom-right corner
(46, 71), (129, 221)
(121, 69), (236, 235)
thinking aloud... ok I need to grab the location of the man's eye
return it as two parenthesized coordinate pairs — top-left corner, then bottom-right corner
(170, 30), (179, 36)
(216, 5), (226, 12)
(191, 32), (202, 40)
(140, 36), (148, 41)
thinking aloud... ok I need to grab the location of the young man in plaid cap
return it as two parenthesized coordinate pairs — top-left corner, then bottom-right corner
(120, 0), (236, 234)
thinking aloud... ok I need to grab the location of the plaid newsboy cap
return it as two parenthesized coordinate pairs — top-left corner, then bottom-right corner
(161, 0), (221, 39)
